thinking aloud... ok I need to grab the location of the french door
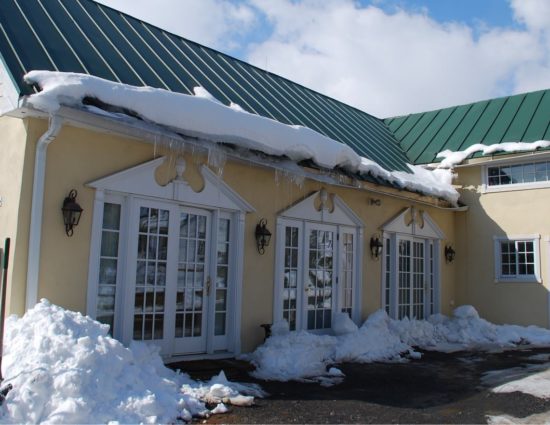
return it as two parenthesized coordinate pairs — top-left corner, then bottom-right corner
(279, 220), (358, 332)
(397, 238), (426, 319)
(125, 199), (230, 356)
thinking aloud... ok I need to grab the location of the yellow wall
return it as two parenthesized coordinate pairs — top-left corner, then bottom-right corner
(455, 165), (549, 327)
(17, 117), (456, 353)
(0, 116), (38, 317)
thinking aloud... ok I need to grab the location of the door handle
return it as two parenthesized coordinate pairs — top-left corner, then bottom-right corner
(206, 276), (211, 296)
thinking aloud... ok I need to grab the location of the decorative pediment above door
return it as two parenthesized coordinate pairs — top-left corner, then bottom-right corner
(87, 157), (254, 212)
(382, 207), (444, 239)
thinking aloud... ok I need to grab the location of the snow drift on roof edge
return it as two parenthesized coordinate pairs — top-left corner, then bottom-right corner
(23, 71), (459, 205)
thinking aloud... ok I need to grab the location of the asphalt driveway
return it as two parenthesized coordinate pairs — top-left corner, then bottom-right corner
(172, 348), (550, 424)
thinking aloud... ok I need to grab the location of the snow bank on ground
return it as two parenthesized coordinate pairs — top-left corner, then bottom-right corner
(487, 411), (550, 424)
(437, 141), (550, 169)
(247, 306), (550, 382)
(0, 300), (263, 424)
(492, 367), (550, 399)
(23, 71), (459, 205)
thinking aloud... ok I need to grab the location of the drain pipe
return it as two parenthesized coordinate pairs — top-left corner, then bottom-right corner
(25, 115), (63, 311)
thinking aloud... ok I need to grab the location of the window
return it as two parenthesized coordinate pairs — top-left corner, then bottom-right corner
(494, 236), (540, 282)
(96, 202), (121, 333)
(485, 160), (550, 190)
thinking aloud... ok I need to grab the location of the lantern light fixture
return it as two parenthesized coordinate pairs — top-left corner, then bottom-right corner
(370, 235), (383, 259)
(445, 245), (456, 263)
(61, 189), (83, 237)
(255, 218), (272, 255)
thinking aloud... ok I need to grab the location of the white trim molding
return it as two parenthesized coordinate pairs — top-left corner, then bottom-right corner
(493, 234), (542, 283)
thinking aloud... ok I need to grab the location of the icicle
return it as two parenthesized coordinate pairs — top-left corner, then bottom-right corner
(207, 147), (227, 178)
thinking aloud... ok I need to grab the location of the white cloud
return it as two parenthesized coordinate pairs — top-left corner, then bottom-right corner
(245, 0), (547, 117)
(95, 0), (550, 118)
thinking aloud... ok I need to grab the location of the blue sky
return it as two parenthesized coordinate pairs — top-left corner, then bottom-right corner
(97, 0), (550, 117)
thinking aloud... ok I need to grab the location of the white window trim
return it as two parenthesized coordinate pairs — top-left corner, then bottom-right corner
(481, 162), (550, 194)
(493, 234), (542, 283)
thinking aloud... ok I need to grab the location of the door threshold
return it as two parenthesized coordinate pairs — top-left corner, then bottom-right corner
(165, 351), (235, 364)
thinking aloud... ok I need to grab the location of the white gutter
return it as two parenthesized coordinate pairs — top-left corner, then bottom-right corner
(25, 115), (63, 310)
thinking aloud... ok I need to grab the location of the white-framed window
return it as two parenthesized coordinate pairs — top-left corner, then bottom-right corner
(482, 157), (550, 193)
(493, 235), (541, 282)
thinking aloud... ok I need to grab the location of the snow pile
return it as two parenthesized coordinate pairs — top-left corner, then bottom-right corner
(437, 141), (550, 169)
(248, 306), (550, 382)
(0, 300), (263, 424)
(23, 71), (459, 205)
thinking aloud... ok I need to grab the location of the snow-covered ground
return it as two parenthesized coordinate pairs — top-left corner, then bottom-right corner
(0, 300), (264, 424)
(486, 365), (550, 424)
(23, 71), (459, 205)
(246, 306), (550, 384)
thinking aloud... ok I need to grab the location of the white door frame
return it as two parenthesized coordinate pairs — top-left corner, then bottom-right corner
(273, 190), (364, 331)
(86, 157), (254, 358)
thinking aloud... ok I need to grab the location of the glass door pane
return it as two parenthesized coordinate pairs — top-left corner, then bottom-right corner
(306, 227), (334, 330)
(133, 206), (169, 341)
(283, 226), (299, 330)
(175, 211), (208, 346)
(398, 239), (411, 319)
(412, 240), (425, 319)
(340, 232), (354, 317)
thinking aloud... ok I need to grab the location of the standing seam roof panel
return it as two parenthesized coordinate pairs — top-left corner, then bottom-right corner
(0, 0), (414, 174)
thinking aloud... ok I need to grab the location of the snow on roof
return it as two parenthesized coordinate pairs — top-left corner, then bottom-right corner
(24, 71), (459, 205)
(1, 300), (264, 423)
(437, 141), (550, 169)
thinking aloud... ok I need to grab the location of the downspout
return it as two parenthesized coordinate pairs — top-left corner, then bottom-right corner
(25, 115), (63, 311)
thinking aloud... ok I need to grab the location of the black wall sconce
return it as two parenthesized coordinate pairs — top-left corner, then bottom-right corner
(61, 189), (83, 237)
(370, 235), (383, 259)
(445, 245), (456, 263)
(255, 218), (272, 255)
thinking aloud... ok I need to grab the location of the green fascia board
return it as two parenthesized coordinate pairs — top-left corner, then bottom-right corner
(385, 88), (550, 164)
(0, 0), (412, 176)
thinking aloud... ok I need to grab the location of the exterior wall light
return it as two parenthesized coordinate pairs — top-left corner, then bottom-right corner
(61, 189), (83, 237)
(445, 245), (456, 263)
(370, 235), (383, 259)
(255, 218), (272, 255)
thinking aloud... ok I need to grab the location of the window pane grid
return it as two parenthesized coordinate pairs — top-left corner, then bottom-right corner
(215, 218), (230, 336)
(283, 226), (299, 330)
(398, 240), (411, 320)
(307, 229), (333, 330)
(488, 161), (550, 186)
(341, 233), (354, 317)
(384, 238), (391, 314)
(97, 203), (121, 334)
(134, 207), (168, 341)
(175, 213), (207, 339)
(500, 240), (535, 278)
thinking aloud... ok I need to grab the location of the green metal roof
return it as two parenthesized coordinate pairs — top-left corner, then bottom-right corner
(385, 89), (550, 165)
(0, 0), (412, 174)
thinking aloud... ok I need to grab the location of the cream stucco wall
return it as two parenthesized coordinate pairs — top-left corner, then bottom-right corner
(16, 117), (457, 353)
(455, 165), (550, 327)
(0, 116), (35, 317)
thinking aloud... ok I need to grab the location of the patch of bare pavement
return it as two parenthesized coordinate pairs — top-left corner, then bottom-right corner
(172, 348), (550, 424)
